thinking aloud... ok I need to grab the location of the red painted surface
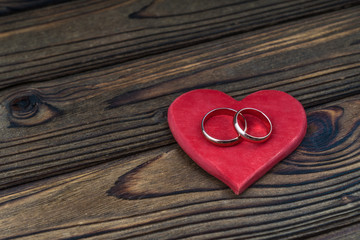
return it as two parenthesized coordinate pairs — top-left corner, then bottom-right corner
(168, 89), (307, 194)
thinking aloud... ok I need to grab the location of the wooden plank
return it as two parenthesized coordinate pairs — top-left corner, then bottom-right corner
(0, 0), (72, 16)
(0, 7), (359, 190)
(308, 222), (360, 240)
(0, 0), (359, 87)
(0, 94), (359, 239)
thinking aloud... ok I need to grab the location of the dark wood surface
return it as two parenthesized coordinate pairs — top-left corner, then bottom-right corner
(0, 0), (72, 16)
(1, 0), (359, 87)
(0, 0), (359, 239)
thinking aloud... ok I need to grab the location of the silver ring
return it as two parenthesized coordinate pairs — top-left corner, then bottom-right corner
(234, 108), (272, 143)
(202, 108), (247, 146)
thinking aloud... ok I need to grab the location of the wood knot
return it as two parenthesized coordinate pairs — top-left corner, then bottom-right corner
(9, 94), (40, 119)
(300, 106), (343, 151)
(7, 90), (62, 127)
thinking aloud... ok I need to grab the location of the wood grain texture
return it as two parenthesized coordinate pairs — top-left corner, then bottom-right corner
(0, 0), (72, 16)
(0, 95), (359, 239)
(0, 0), (359, 87)
(0, 7), (359, 190)
(308, 222), (360, 240)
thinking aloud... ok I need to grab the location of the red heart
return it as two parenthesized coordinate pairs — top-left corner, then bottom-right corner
(168, 89), (307, 194)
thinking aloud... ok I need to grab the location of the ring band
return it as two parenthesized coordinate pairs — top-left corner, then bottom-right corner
(202, 108), (247, 146)
(233, 108), (272, 143)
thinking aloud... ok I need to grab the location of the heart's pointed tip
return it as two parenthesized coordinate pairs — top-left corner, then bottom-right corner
(222, 177), (248, 195)
(229, 181), (250, 195)
(232, 187), (241, 195)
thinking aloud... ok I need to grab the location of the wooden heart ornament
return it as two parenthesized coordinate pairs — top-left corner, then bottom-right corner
(168, 89), (307, 195)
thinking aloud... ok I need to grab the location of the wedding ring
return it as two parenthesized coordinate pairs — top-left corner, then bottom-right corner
(234, 108), (272, 142)
(202, 108), (247, 146)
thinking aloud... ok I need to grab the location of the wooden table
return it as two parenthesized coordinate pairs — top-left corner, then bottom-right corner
(1, 1), (360, 239)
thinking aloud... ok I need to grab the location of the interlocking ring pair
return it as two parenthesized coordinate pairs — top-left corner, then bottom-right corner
(201, 107), (272, 146)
